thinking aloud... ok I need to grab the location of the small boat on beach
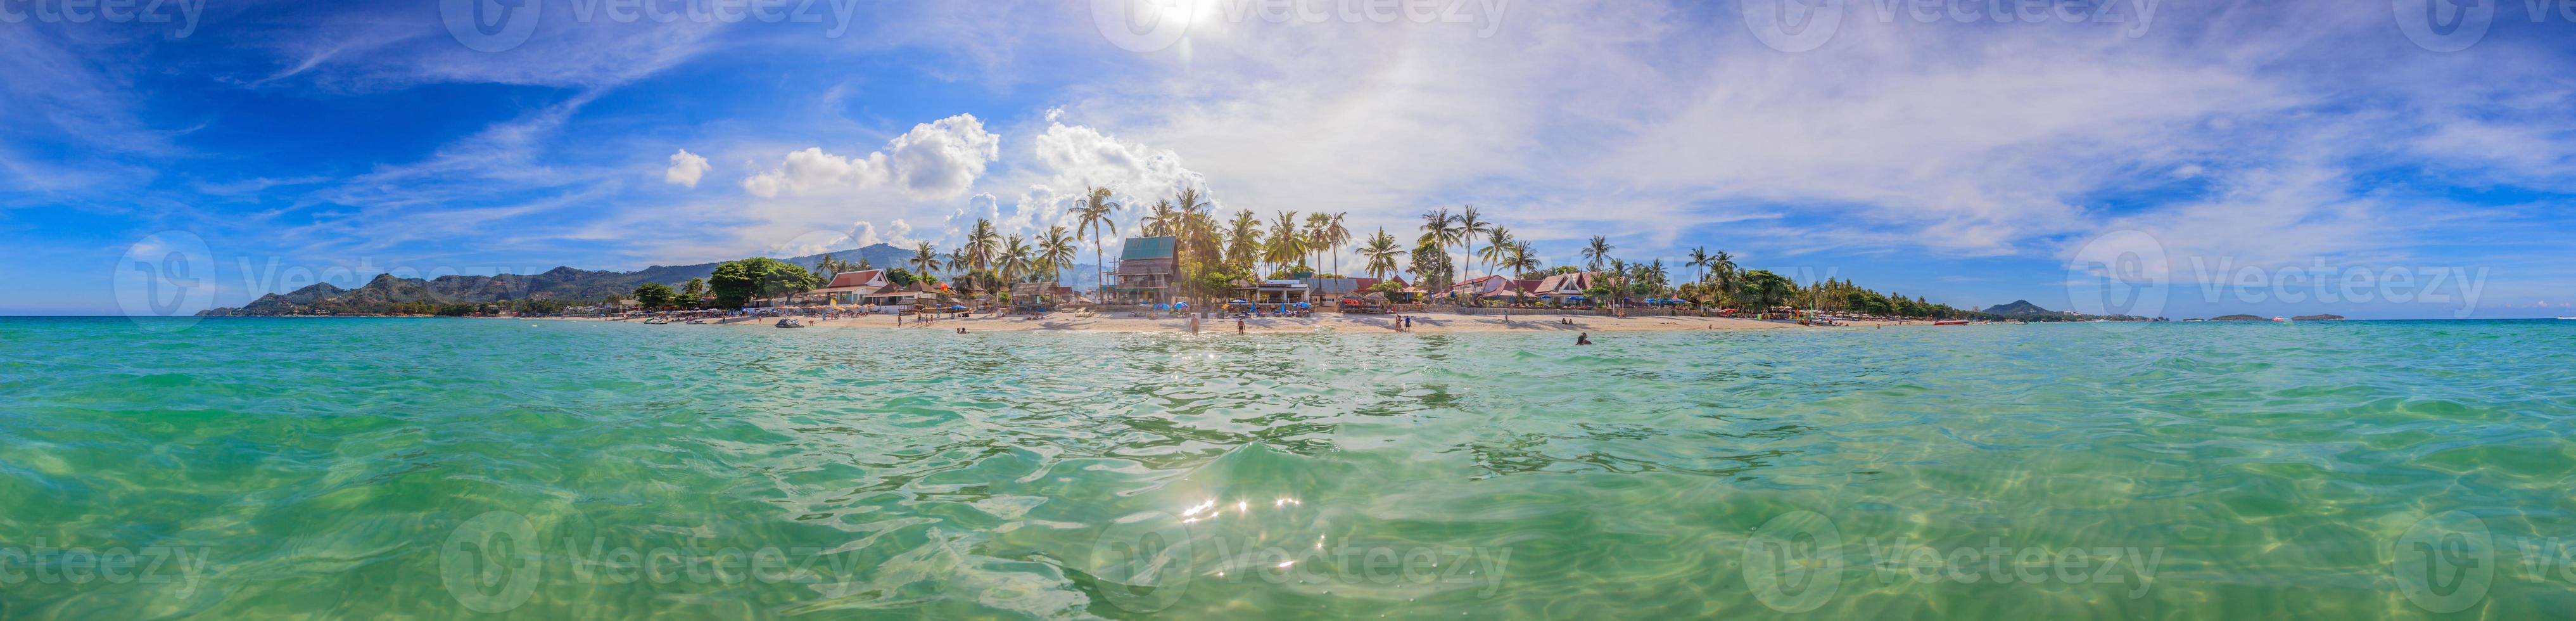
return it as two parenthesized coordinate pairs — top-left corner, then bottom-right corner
(775, 317), (806, 328)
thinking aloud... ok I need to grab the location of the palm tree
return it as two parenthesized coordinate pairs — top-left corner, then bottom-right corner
(1039, 226), (1077, 285)
(999, 234), (1034, 283)
(1360, 228), (1407, 279)
(911, 241), (939, 277)
(1454, 205), (1489, 281)
(1477, 226), (1513, 281)
(1074, 186), (1120, 298)
(1171, 188), (1214, 302)
(1225, 210), (1264, 266)
(1302, 212), (1331, 274)
(1419, 208), (1453, 249)
(1323, 212), (1350, 276)
(1266, 210), (1306, 275)
(1581, 236), (1614, 272)
(1504, 240), (1539, 276)
(1141, 200), (1180, 237)
(1685, 246), (1713, 287)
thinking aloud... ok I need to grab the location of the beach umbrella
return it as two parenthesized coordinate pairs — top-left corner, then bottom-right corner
(1295, 302), (1310, 308)
(1174, 302), (1189, 309)
(1231, 299), (1248, 304)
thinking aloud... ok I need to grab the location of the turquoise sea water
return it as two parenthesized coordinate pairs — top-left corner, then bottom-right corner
(3, 317), (2574, 618)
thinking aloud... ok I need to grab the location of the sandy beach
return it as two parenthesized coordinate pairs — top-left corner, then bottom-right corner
(569, 310), (1925, 335)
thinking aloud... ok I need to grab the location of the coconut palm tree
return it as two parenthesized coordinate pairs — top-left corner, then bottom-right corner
(1360, 228), (1407, 279)
(1225, 210), (1264, 266)
(1074, 186), (1120, 297)
(1139, 200), (1180, 237)
(1000, 234), (1034, 283)
(1040, 226), (1077, 284)
(1266, 210), (1307, 275)
(1322, 212), (1350, 276)
(1454, 206), (1489, 281)
(1685, 246), (1713, 287)
(1581, 236), (1614, 271)
(1302, 212), (1331, 273)
(1477, 226), (1513, 281)
(911, 241), (939, 278)
(1418, 208), (1453, 248)
(1504, 240), (1539, 276)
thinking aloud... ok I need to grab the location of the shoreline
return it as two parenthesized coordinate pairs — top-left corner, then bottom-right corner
(519, 310), (1932, 335)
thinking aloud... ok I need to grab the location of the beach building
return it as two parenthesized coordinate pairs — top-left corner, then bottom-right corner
(1443, 275), (1544, 302)
(797, 269), (888, 306)
(1112, 236), (1178, 304)
(1229, 279), (1312, 304)
(1530, 271), (1604, 305)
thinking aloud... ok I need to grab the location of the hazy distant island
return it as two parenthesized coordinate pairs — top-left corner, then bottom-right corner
(1977, 300), (2159, 323)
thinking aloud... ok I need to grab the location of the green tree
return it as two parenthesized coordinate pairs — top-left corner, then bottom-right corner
(633, 283), (676, 309)
(709, 257), (818, 309)
(1075, 186), (1122, 298)
(1409, 239), (1454, 294)
(1361, 228), (1407, 280)
(678, 277), (706, 309)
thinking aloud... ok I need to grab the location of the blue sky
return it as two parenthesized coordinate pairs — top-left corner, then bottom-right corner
(5, 0), (2573, 318)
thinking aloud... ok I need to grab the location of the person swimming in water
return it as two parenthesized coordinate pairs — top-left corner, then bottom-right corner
(1576, 332), (1592, 345)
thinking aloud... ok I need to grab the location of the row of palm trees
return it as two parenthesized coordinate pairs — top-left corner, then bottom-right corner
(863, 186), (1978, 318)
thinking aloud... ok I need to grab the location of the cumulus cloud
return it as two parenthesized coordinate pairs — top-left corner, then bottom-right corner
(848, 219), (917, 248)
(741, 114), (1000, 200)
(664, 149), (709, 188)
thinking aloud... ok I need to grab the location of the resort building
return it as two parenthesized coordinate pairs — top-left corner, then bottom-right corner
(1112, 236), (1178, 304)
(798, 269), (888, 306)
(1529, 271), (1604, 305)
(1229, 279), (1312, 304)
(1442, 275), (1545, 302)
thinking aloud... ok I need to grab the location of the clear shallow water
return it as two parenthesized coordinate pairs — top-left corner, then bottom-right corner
(4, 317), (2575, 618)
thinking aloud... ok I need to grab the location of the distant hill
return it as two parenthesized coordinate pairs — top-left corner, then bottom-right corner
(1982, 300), (2053, 316)
(198, 243), (1105, 316)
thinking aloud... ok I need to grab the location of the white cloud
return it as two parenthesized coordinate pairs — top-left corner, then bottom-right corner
(742, 113), (1000, 200)
(664, 149), (710, 188)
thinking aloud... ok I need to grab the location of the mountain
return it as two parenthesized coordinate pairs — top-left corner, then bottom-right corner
(198, 243), (1107, 316)
(1982, 300), (2053, 316)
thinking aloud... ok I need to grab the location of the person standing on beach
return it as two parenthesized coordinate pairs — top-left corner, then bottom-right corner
(1238, 318), (1246, 333)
